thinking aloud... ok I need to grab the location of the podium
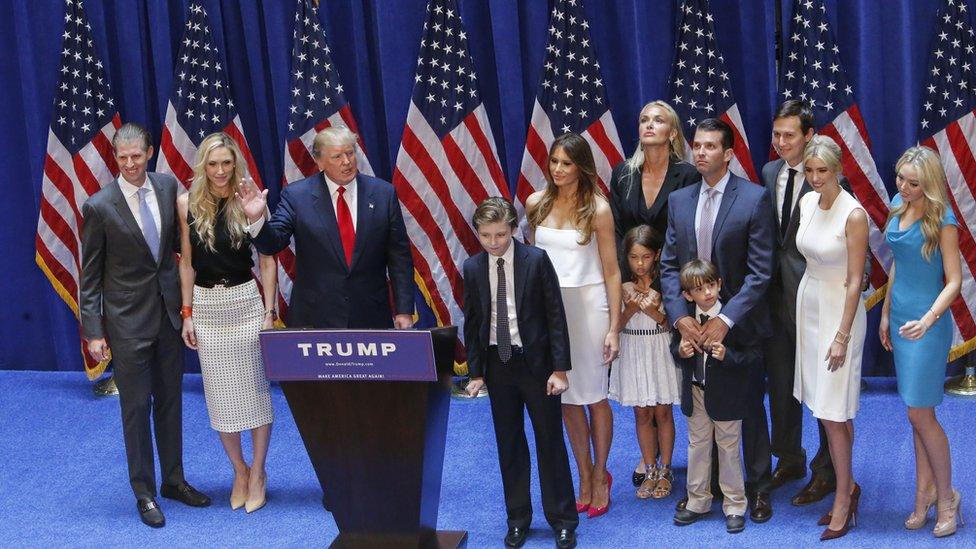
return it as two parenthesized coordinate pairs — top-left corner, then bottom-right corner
(260, 326), (466, 548)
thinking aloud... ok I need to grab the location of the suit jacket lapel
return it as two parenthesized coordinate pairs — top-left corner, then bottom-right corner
(514, 241), (529, 315)
(149, 174), (171, 265)
(711, 175), (738, 250)
(311, 174), (349, 271)
(349, 175), (373, 271)
(477, 252), (491, 343)
(685, 183), (701, 258)
(109, 180), (156, 265)
(766, 160), (784, 244)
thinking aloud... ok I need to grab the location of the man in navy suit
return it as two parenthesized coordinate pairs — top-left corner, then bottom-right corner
(660, 118), (776, 523)
(463, 197), (577, 549)
(239, 126), (414, 329)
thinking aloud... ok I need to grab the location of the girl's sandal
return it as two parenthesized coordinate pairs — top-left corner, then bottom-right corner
(652, 466), (673, 499)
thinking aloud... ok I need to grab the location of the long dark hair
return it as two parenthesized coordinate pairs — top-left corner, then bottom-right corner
(526, 133), (604, 245)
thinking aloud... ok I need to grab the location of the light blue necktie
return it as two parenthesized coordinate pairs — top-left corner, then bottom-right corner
(137, 186), (160, 263)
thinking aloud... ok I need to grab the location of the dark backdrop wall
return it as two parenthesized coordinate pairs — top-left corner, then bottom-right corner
(0, 0), (964, 373)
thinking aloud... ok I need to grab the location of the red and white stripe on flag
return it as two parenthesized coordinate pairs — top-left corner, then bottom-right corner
(778, 0), (892, 307)
(916, 0), (976, 359)
(392, 0), (509, 354)
(35, 0), (120, 379)
(155, 3), (273, 307)
(277, 0), (374, 315)
(514, 0), (625, 225)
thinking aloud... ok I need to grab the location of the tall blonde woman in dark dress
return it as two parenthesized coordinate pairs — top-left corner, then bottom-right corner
(177, 133), (276, 513)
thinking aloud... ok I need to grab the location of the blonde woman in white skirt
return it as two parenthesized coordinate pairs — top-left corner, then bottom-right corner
(177, 133), (276, 514)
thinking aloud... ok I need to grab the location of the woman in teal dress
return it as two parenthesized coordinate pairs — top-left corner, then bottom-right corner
(880, 146), (962, 538)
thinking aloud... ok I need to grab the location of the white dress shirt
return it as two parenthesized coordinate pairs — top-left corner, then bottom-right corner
(695, 300), (724, 383)
(488, 243), (523, 347)
(694, 170), (730, 236)
(776, 161), (804, 226)
(324, 177), (358, 231)
(692, 171), (733, 328)
(246, 174), (357, 236)
(117, 176), (161, 238)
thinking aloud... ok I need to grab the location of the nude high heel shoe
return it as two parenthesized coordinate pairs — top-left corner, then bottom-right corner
(905, 489), (937, 530)
(245, 471), (267, 514)
(933, 489), (963, 538)
(230, 468), (250, 510)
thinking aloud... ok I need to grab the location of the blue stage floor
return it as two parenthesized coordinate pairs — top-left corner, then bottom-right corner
(0, 371), (974, 548)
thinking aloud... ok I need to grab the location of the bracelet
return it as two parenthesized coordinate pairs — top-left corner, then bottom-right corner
(834, 330), (850, 344)
(180, 305), (193, 319)
(928, 308), (940, 321)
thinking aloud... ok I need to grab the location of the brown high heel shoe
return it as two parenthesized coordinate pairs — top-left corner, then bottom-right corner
(817, 483), (860, 526)
(933, 489), (964, 538)
(819, 484), (859, 540)
(905, 489), (937, 530)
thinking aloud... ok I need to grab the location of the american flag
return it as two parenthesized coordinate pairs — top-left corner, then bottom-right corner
(156, 3), (264, 194)
(280, 0), (374, 316)
(780, 0), (892, 306)
(668, 0), (758, 182)
(918, 0), (976, 360)
(36, 0), (120, 379)
(391, 0), (509, 351)
(155, 3), (270, 294)
(515, 0), (624, 218)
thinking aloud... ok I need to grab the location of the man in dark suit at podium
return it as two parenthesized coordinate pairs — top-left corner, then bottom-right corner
(463, 197), (578, 549)
(239, 126), (414, 330)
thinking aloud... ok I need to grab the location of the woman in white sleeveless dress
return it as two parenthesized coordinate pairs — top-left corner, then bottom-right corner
(526, 133), (622, 518)
(793, 136), (869, 541)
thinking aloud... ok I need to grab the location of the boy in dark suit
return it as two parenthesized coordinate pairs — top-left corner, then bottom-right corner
(462, 197), (578, 549)
(672, 259), (759, 534)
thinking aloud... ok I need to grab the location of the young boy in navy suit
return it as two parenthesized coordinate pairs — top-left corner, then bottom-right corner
(462, 197), (578, 549)
(672, 259), (759, 534)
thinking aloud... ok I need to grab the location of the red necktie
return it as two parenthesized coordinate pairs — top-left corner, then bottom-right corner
(336, 186), (355, 265)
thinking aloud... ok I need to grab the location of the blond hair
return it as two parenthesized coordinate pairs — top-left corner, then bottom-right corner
(625, 100), (686, 171)
(888, 146), (950, 261)
(188, 133), (249, 252)
(803, 135), (843, 175)
(526, 133), (604, 245)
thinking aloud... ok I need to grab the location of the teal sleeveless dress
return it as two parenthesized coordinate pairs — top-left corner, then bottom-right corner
(886, 194), (957, 407)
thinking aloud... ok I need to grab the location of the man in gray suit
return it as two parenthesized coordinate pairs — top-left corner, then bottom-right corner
(80, 123), (210, 527)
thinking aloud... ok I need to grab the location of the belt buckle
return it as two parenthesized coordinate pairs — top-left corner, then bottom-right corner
(216, 277), (230, 287)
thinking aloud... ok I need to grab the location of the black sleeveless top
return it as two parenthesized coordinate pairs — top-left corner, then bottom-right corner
(188, 199), (254, 286)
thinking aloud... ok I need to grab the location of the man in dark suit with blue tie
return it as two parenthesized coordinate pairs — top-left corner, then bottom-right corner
(239, 126), (414, 329)
(660, 118), (776, 523)
(462, 197), (578, 549)
(80, 123), (211, 528)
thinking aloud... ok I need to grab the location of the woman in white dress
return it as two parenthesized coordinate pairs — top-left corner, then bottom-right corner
(793, 135), (869, 541)
(526, 133), (622, 518)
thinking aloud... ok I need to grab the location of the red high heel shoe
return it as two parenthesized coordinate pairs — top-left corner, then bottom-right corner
(817, 483), (860, 526)
(587, 472), (613, 519)
(575, 500), (590, 513)
(820, 484), (860, 541)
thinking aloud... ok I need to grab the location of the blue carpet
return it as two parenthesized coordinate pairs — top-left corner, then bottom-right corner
(0, 371), (974, 548)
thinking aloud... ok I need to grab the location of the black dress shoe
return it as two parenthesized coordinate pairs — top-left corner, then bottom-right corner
(749, 492), (772, 523)
(632, 470), (647, 487)
(769, 463), (806, 489)
(674, 508), (710, 525)
(790, 474), (836, 506)
(555, 528), (576, 549)
(160, 482), (212, 507)
(726, 514), (745, 533)
(676, 496), (688, 511)
(137, 497), (165, 528)
(504, 526), (528, 547)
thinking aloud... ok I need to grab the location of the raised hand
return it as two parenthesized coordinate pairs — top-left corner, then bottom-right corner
(236, 177), (268, 224)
